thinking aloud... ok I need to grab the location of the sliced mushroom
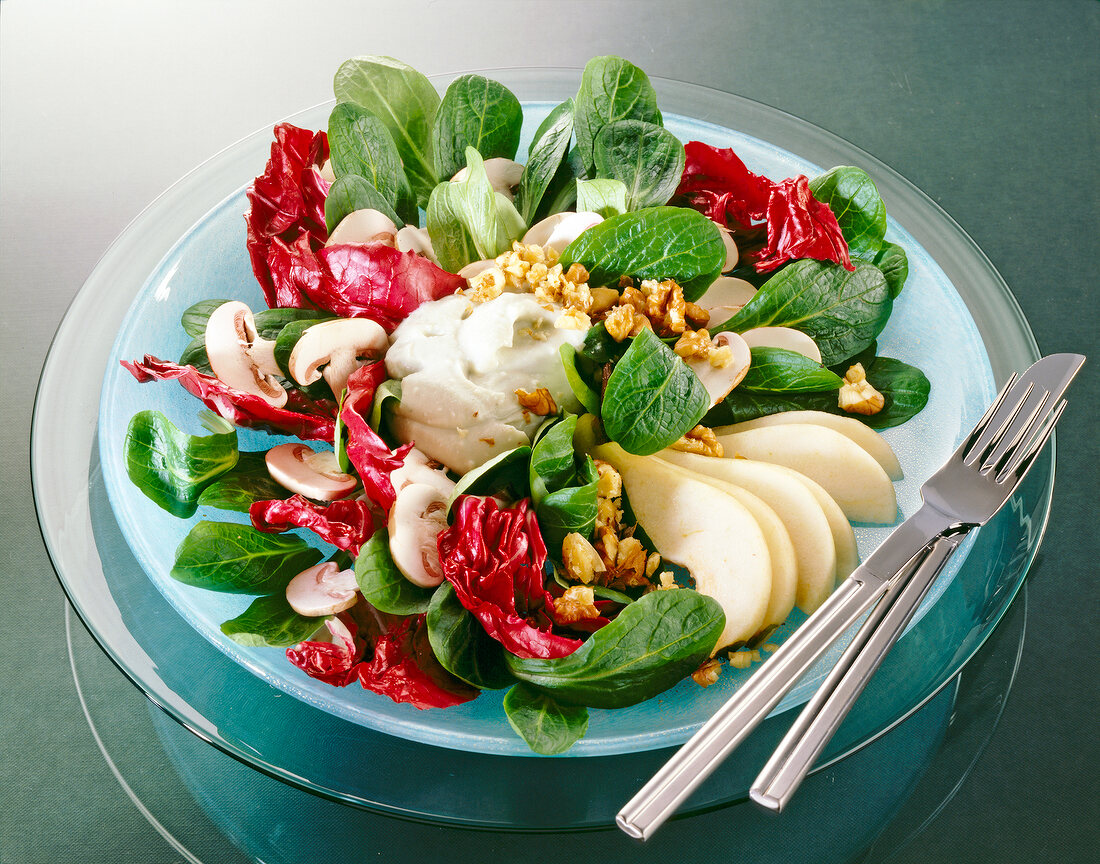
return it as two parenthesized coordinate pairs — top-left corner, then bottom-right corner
(522, 211), (604, 253)
(395, 225), (438, 262)
(457, 258), (498, 281)
(685, 331), (752, 407)
(319, 159), (336, 184)
(266, 442), (358, 500)
(204, 301), (287, 407)
(286, 561), (360, 617)
(325, 208), (398, 248)
(718, 226), (739, 272)
(388, 482), (450, 588)
(451, 157), (524, 201)
(287, 317), (388, 398)
(694, 276), (758, 325)
(390, 447), (455, 497)
(741, 326), (822, 363)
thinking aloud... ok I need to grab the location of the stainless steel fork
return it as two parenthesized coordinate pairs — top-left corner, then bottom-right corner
(617, 353), (1085, 840)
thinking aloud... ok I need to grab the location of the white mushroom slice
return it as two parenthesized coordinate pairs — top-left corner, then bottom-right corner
(266, 442), (358, 501)
(685, 331), (752, 407)
(522, 211), (604, 253)
(457, 258), (498, 281)
(395, 226), (438, 262)
(451, 157), (524, 200)
(286, 561), (360, 617)
(204, 301), (288, 407)
(694, 276), (758, 325)
(319, 159), (336, 184)
(389, 447), (455, 497)
(740, 326), (823, 364)
(718, 226), (739, 272)
(325, 208), (398, 248)
(388, 483), (450, 588)
(287, 317), (388, 398)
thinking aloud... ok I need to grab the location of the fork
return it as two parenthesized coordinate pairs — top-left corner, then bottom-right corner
(616, 353), (1085, 840)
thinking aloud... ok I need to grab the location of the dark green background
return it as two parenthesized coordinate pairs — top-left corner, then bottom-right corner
(2, 1), (1096, 861)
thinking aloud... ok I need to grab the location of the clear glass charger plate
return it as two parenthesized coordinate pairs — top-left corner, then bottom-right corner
(32, 69), (1051, 829)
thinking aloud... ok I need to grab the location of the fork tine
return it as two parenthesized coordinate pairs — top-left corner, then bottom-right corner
(953, 372), (1019, 459)
(965, 380), (1034, 466)
(997, 399), (1066, 484)
(984, 389), (1051, 474)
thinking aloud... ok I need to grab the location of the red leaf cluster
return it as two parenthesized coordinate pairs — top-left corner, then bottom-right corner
(339, 363), (410, 514)
(437, 496), (583, 660)
(249, 495), (374, 556)
(676, 141), (853, 273)
(120, 355), (336, 440)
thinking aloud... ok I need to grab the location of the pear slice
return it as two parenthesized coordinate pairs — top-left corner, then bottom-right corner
(593, 442), (772, 651)
(660, 449), (836, 613)
(778, 470), (860, 582)
(716, 411), (903, 480)
(714, 425), (898, 524)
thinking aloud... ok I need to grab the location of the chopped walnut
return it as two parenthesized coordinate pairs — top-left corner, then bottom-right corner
(594, 459), (622, 499)
(467, 266), (505, 302)
(589, 286), (620, 315)
(669, 425), (724, 458)
(838, 362), (885, 415)
(645, 552), (661, 578)
(610, 536), (649, 586)
(603, 304), (640, 341)
(562, 533), (606, 584)
(657, 571), (677, 590)
(708, 344), (734, 368)
(555, 307), (592, 330)
(692, 658), (723, 688)
(727, 650), (754, 670)
(639, 279), (687, 335)
(684, 302), (710, 330)
(554, 585), (601, 624)
(674, 329), (713, 362)
(515, 387), (557, 416)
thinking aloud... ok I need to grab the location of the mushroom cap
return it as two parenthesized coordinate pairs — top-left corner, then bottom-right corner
(390, 447), (456, 498)
(326, 208), (398, 247)
(686, 330), (752, 407)
(522, 211), (603, 254)
(388, 482), (450, 588)
(265, 442), (358, 501)
(204, 301), (288, 407)
(285, 561), (360, 617)
(451, 157), (524, 200)
(694, 276), (758, 326)
(286, 317), (389, 397)
(457, 258), (498, 281)
(718, 226), (739, 272)
(740, 326), (822, 364)
(395, 225), (437, 262)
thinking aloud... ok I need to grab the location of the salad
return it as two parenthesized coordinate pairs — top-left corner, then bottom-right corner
(120, 55), (929, 754)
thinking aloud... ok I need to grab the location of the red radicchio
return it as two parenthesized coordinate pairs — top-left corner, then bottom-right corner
(286, 613), (361, 687)
(340, 363), (410, 514)
(120, 355), (336, 440)
(437, 496), (583, 660)
(676, 141), (853, 273)
(244, 123), (330, 308)
(249, 495), (374, 556)
(268, 236), (466, 332)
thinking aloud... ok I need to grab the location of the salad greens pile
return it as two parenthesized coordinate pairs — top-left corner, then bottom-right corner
(120, 54), (929, 754)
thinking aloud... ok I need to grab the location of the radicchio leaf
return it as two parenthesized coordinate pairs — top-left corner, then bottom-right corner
(340, 363), (411, 513)
(249, 494), (374, 556)
(437, 496), (583, 660)
(286, 613), (362, 687)
(120, 355), (336, 440)
(676, 141), (853, 273)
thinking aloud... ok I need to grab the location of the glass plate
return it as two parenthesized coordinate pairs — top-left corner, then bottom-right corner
(33, 70), (1051, 826)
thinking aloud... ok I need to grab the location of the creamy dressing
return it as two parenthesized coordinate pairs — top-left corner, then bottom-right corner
(385, 292), (586, 474)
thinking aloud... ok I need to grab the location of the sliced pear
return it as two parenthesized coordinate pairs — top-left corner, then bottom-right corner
(593, 442), (772, 651)
(715, 425), (898, 524)
(659, 449), (836, 613)
(780, 470), (860, 582)
(716, 411), (902, 480)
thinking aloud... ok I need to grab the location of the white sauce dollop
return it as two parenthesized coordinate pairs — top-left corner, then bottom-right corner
(385, 293), (586, 474)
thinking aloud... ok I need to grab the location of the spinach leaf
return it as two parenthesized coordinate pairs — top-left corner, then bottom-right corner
(125, 410), (238, 518)
(327, 102), (407, 210)
(529, 414), (580, 505)
(426, 581), (513, 690)
(178, 336), (212, 375)
(872, 241), (909, 298)
(808, 166), (887, 257)
(537, 481), (598, 553)
(220, 594), (327, 648)
(506, 588), (724, 708)
(740, 347), (844, 393)
(559, 344), (602, 415)
(368, 378), (402, 438)
(426, 180), (478, 272)
(577, 321), (627, 365)
(171, 521), (323, 594)
(559, 206), (725, 300)
(333, 56), (440, 205)
(503, 682), (589, 754)
(602, 328), (708, 455)
(433, 74), (523, 180)
(593, 119), (684, 211)
(719, 259), (892, 366)
(252, 308), (331, 341)
(537, 149), (585, 221)
(575, 178), (627, 219)
(528, 415), (599, 551)
(574, 56), (662, 177)
(181, 298), (232, 338)
(353, 528), (433, 615)
(447, 445), (532, 510)
(324, 174), (402, 233)
(197, 451), (289, 513)
(515, 99), (574, 224)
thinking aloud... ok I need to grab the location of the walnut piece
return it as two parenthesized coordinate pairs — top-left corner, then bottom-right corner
(669, 425), (724, 458)
(838, 362), (885, 415)
(515, 387), (558, 416)
(692, 658), (723, 688)
(554, 585), (601, 624)
(562, 533), (606, 585)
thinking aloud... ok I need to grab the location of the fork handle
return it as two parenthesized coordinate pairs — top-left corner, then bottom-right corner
(750, 532), (962, 812)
